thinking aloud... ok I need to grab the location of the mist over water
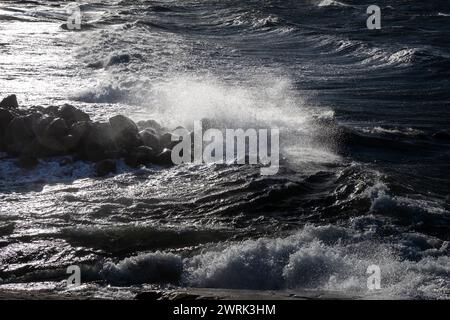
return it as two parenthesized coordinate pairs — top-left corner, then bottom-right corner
(0, 0), (449, 299)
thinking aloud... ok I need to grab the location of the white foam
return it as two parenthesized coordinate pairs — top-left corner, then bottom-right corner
(317, 0), (349, 7)
(182, 222), (449, 298)
(101, 251), (183, 285)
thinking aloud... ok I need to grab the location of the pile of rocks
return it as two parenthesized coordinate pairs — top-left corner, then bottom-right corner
(0, 95), (178, 176)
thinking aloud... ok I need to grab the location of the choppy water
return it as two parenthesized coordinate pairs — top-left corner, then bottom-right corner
(0, 0), (449, 299)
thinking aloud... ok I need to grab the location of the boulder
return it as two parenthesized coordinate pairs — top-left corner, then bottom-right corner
(154, 148), (173, 166)
(83, 122), (118, 161)
(57, 104), (90, 126)
(45, 118), (69, 137)
(69, 121), (90, 141)
(31, 114), (54, 137)
(33, 117), (77, 154)
(4, 116), (35, 155)
(124, 145), (157, 167)
(137, 119), (162, 132)
(432, 130), (450, 141)
(44, 105), (60, 115)
(109, 115), (141, 150)
(21, 138), (54, 157)
(95, 159), (117, 177)
(0, 108), (14, 150)
(139, 129), (160, 150)
(0, 108), (14, 130)
(0, 94), (19, 109)
(159, 132), (179, 150)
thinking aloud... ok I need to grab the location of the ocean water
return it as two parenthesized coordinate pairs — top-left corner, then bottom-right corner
(0, 0), (449, 299)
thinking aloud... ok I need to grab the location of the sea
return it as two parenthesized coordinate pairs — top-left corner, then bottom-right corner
(0, 0), (449, 299)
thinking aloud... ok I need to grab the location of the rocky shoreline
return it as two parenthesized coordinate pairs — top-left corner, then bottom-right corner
(0, 95), (179, 176)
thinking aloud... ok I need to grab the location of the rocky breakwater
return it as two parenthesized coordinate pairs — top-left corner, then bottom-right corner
(0, 94), (178, 176)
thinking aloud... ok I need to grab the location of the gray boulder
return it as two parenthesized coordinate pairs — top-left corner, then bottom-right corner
(0, 108), (14, 149)
(139, 129), (161, 150)
(83, 122), (118, 161)
(109, 115), (141, 150)
(0, 95), (19, 109)
(4, 116), (35, 155)
(160, 132), (179, 150)
(124, 145), (157, 167)
(137, 119), (162, 132)
(57, 104), (90, 126)
(154, 148), (173, 166)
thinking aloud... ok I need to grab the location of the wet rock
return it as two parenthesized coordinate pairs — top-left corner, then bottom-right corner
(160, 132), (179, 150)
(109, 115), (141, 150)
(124, 145), (157, 167)
(44, 105), (60, 115)
(57, 104), (90, 126)
(154, 148), (173, 166)
(46, 118), (69, 137)
(83, 122), (117, 161)
(105, 53), (130, 67)
(4, 116), (35, 155)
(69, 121), (90, 141)
(18, 155), (39, 170)
(139, 129), (160, 150)
(33, 117), (78, 154)
(21, 138), (53, 157)
(95, 159), (117, 177)
(0, 94), (19, 109)
(0, 108), (14, 150)
(31, 114), (53, 137)
(0, 108), (14, 129)
(109, 115), (138, 136)
(432, 130), (450, 141)
(137, 119), (162, 132)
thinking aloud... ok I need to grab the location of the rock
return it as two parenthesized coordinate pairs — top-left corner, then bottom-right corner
(83, 122), (117, 161)
(32, 117), (77, 154)
(137, 119), (162, 132)
(57, 104), (90, 126)
(4, 116), (35, 155)
(0, 108), (14, 150)
(44, 105), (60, 115)
(21, 138), (53, 157)
(109, 115), (141, 150)
(139, 129), (160, 150)
(0, 108), (14, 129)
(31, 114), (54, 137)
(69, 121), (90, 140)
(109, 115), (138, 135)
(432, 130), (450, 141)
(18, 155), (39, 170)
(95, 159), (117, 177)
(0, 94), (19, 109)
(45, 118), (69, 137)
(105, 54), (130, 67)
(154, 148), (173, 166)
(160, 132), (179, 150)
(125, 145), (157, 167)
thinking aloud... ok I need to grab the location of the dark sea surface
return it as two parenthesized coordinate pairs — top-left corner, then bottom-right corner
(0, 0), (449, 298)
